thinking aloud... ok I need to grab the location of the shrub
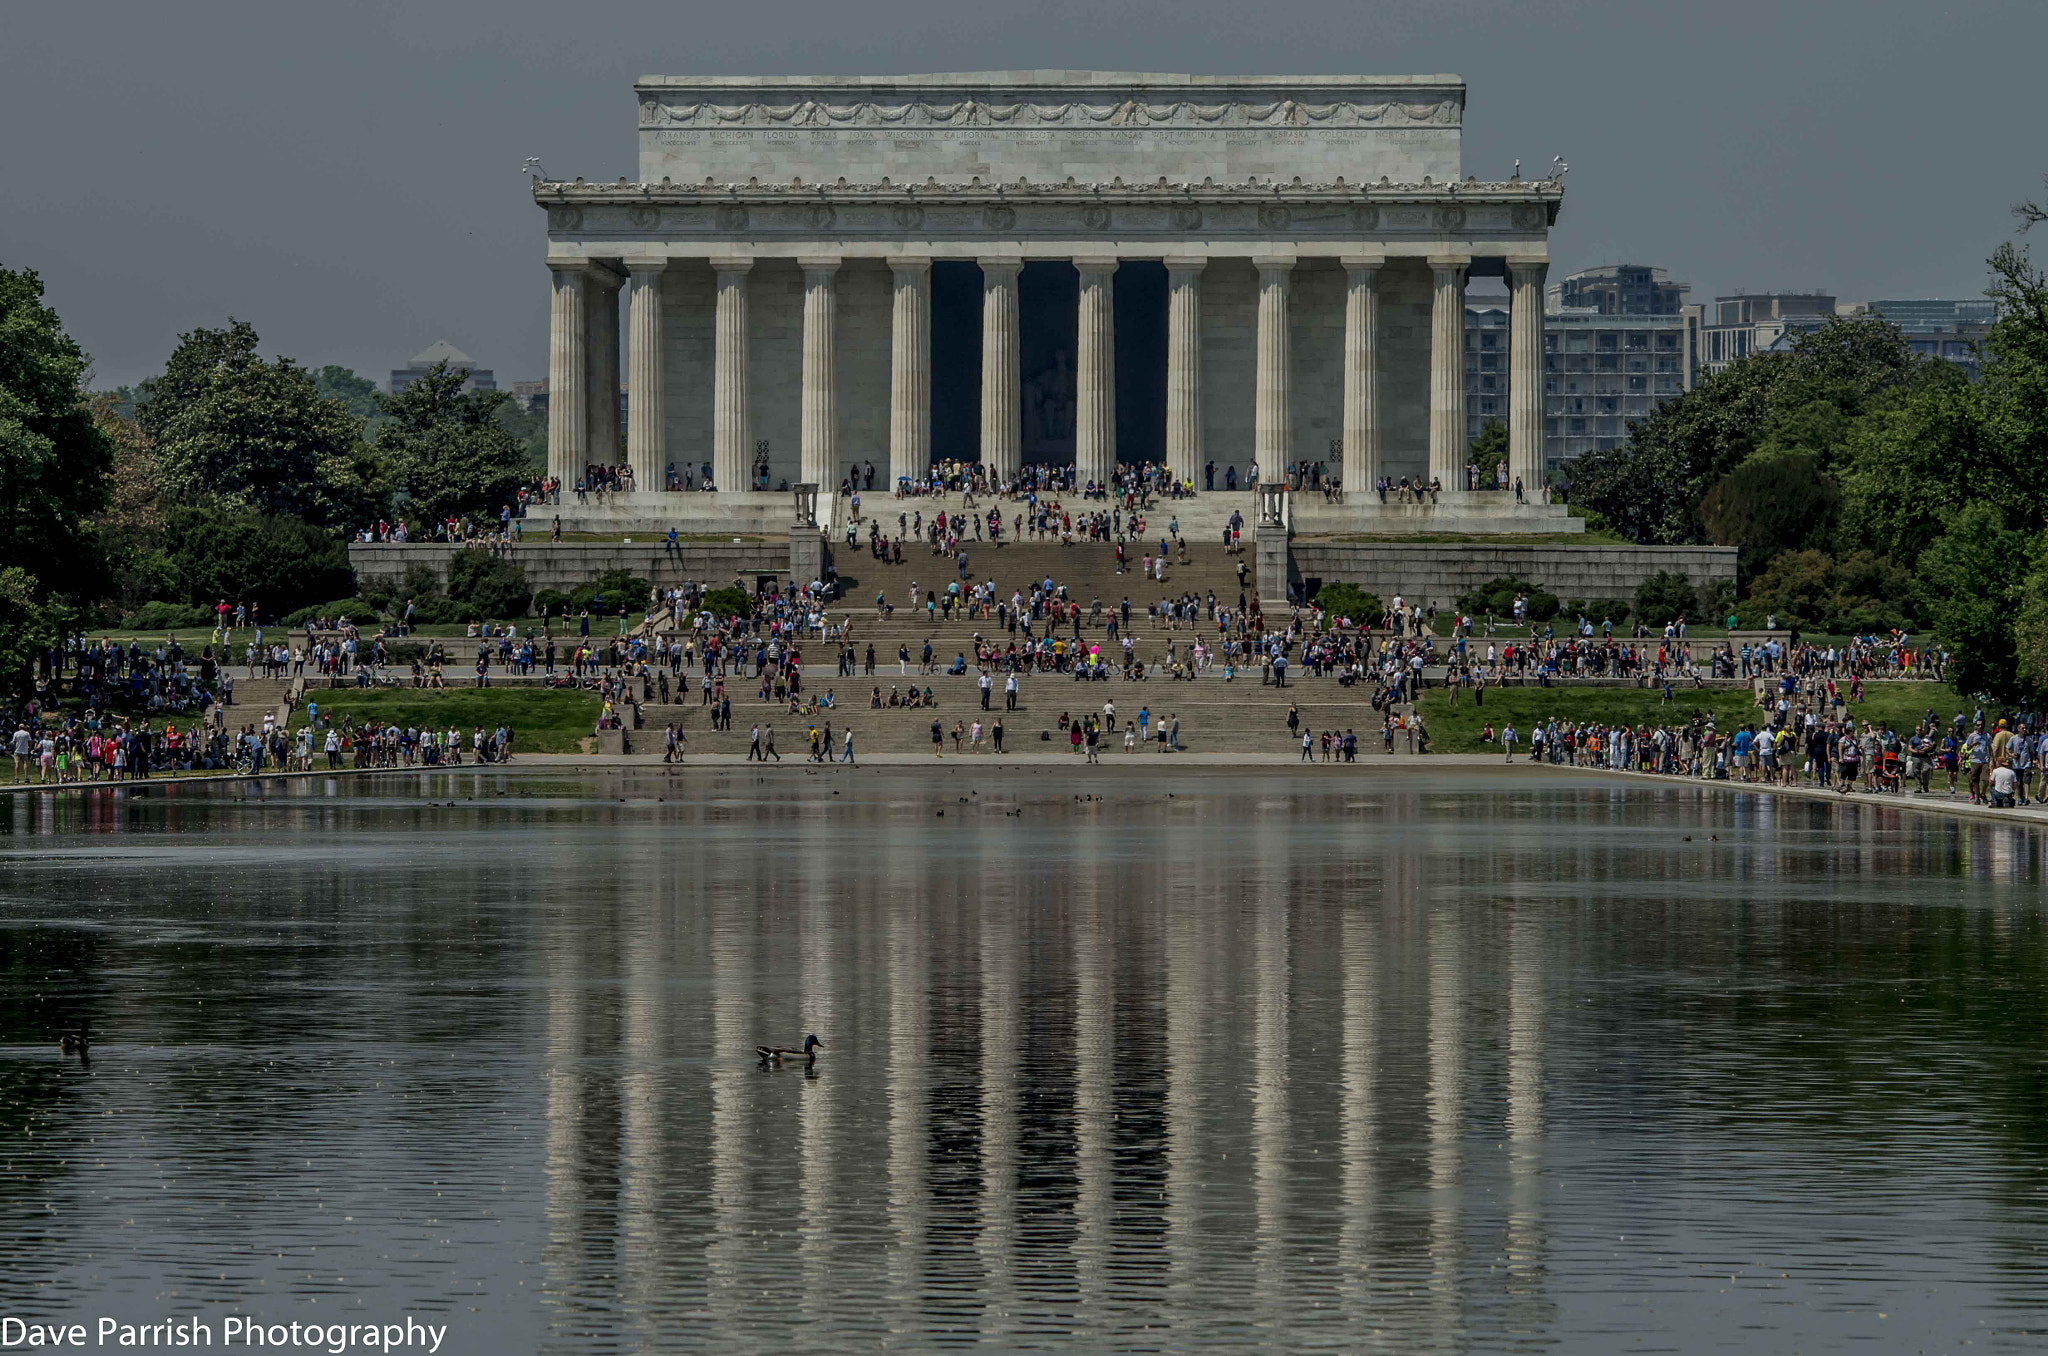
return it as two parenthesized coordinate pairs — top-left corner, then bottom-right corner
(446, 550), (532, 619)
(569, 569), (650, 617)
(121, 600), (213, 631)
(283, 599), (378, 627)
(699, 585), (753, 619)
(1633, 571), (1700, 628)
(165, 509), (356, 616)
(400, 561), (442, 604)
(1314, 581), (1383, 627)
(1457, 575), (1558, 623)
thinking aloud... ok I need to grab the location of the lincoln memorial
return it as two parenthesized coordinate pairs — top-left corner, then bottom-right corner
(533, 71), (1576, 535)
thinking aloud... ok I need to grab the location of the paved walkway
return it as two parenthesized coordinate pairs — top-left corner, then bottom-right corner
(10, 754), (2048, 829)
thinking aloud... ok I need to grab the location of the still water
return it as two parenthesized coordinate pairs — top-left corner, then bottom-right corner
(3, 767), (2046, 1353)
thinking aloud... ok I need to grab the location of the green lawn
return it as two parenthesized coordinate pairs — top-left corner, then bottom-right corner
(1414, 680), (1966, 754)
(292, 687), (605, 753)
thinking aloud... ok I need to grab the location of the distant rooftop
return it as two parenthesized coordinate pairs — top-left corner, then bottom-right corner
(409, 341), (476, 368)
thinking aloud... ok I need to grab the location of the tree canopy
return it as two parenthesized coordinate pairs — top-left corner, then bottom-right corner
(139, 320), (380, 528)
(0, 267), (113, 692)
(374, 361), (529, 524)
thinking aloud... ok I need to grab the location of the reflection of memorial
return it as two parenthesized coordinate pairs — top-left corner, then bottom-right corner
(538, 796), (1556, 1345)
(1022, 348), (1077, 463)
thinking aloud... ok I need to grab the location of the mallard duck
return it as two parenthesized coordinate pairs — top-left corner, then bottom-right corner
(58, 1018), (90, 1055)
(757, 1033), (821, 1064)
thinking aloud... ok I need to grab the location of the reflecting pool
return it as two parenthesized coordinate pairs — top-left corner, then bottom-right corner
(3, 767), (2046, 1353)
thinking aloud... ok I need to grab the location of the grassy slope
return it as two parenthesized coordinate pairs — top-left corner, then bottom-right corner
(1415, 680), (1963, 754)
(291, 688), (605, 753)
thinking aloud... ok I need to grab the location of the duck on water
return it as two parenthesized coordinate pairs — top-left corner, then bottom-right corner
(757, 1034), (822, 1066)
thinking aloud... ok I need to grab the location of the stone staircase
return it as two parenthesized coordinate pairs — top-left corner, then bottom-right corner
(632, 540), (1396, 755)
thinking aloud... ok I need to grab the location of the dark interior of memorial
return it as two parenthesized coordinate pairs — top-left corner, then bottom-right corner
(928, 259), (1167, 469)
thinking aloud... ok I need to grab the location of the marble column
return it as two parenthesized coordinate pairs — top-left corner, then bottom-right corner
(585, 268), (623, 471)
(1165, 256), (1204, 491)
(545, 260), (588, 489)
(624, 258), (666, 491)
(888, 256), (931, 491)
(799, 257), (840, 491)
(1253, 256), (1295, 486)
(1508, 258), (1549, 501)
(712, 258), (752, 493)
(1341, 256), (1382, 497)
(1428, 255), (1469, 493)
(1075, 257), (1118, 489)
(977, 258), (1023, 479)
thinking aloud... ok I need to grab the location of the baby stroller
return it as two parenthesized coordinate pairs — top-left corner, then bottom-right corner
(1873, 747), (1903, 794)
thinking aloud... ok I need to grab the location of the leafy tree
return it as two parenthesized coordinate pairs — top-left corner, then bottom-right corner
(164, 508), (356, 617)
(375, 362), (528, 523)
(314, 365), (382, 420)
(1314, 580), (1383, 626)
(1744, 549), (1915, 634)
(0, 267), (113, 693)
(1917, 503), (2036, 699)
(1576, 316), (1925, 546)
(0, 568), (46, 698)
(1466, 417), (1507, 470)
(1699, 452), (1842, 581)
(139, 320), (377, 527)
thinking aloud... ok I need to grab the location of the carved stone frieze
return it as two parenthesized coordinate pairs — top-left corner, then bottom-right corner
(638, 95), (1463, 129)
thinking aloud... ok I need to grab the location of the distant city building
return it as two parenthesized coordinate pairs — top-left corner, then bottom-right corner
(389, 341), (496, 395)
(1544, 263), (1688, 316)
(1858, 298), (1993, 377)
(1466, 269), (1695, 473)
(1696, 292), (1836, 378)
(509, 379), (549, 414)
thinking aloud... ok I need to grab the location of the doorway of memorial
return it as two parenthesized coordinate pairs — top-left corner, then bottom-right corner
(1018, 261), (1078, 471)
(928, 261), (983, 476)
(1113, 260), (1167, 471)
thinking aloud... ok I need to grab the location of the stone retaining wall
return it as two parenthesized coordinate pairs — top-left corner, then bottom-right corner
(348, 542), (791, 595)
(1287, 540), (1737, 607)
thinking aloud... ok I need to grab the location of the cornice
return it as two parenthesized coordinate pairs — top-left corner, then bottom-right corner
(531, 175), (1562, 207)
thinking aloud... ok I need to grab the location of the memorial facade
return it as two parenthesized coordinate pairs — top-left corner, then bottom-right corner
(534, 71), (1568, 530)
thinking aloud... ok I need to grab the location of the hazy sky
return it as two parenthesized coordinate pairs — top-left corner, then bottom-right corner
(8, 0), (2040, 389)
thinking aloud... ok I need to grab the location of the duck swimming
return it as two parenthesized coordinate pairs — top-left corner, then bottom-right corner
(757, 1033), (822, 1065)
(58, 1019), (90, 1056)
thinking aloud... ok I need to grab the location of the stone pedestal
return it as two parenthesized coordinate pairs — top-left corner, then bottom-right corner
(788, 524), (826, 589)
(1256, 521), (1293, 606)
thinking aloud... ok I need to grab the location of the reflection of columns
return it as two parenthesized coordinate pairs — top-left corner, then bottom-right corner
(1165, 256), (1204, 489)
(799, 882), (840, 1312)
(1253, 894), (1290, 1298)
(1427, 905), (1463, 1322)
(707, 904), (751, 1325)
(1164, 877), (1202, 1317)
(1341, 256), (1382, 496)
(586, 267), (623, 468)
(624, 258), (666, 491)
(977, 258), (1022, 479)
(1253, 256), (1295, 484)
(1428, 255), (1469, 491)
(1339, 902), (1377, 1302)
(886, 902), (927, 1314)
(1507, 904), (1544, 1284)
(978, 904), (1018, 1316)
(799, 257), (840, 491)
(888, 256), (932, 489)
(1508, 258), (1549, 498)
(545, 260), (587, 487)
(1075, 257), (1118, 488)
(619, 903), (662, 1312)
(1075, 899), (1113, 1317)
(712, 257), (752, 492)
